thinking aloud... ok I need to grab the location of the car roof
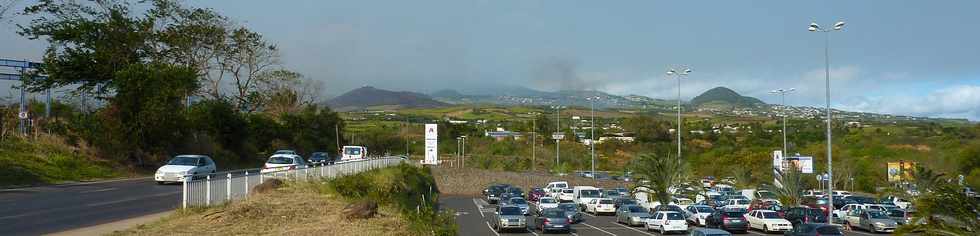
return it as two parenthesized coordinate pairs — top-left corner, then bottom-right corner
(694, 228), (731, 234)
(270, 154), (301, 158)
(175, 155), (209, 158)
(753, 210), (777, 213)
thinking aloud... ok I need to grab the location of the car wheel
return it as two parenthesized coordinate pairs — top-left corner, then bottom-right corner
(645, 222), (651, 231)
(156, 181), (165, 185)
(660, 226), (666, 235)
(763, 225), (769, 233)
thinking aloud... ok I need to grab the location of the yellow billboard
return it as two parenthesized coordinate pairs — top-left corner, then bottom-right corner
(887, 161), (916, 182)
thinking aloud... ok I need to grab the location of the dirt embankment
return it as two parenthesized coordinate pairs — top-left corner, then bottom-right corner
(431, 167), (629, 196)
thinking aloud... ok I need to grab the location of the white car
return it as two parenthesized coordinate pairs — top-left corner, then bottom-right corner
(543, 181), (569, 196)
(558, 188), (575, 202)
(685, 205), (715, 226)
(536, 197), (560, 213)
(260, 154), (308, 174)
(746, 210), (793, 233)
(586, 198), (616, 215)
(834, 204), (869, 222)
(723, 199), (751, 211)
(155, 155), (216, 184)
(645, 211), (688, 234)
(674, 198), (695, 209)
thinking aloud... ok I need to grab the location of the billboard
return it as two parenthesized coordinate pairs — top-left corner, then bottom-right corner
(887, 161), (916, 182)
(424, 124), (438, 165)
(773, 151), (813, 173)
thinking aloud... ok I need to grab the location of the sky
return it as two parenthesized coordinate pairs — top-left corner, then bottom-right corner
(2, 0), (979, 120)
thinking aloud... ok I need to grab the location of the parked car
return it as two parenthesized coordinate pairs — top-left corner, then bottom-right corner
(784, 207), (828, 226)
(273, 149), (297, 155)
(722, 199), (751, 211)
(705, 210), (748, 233)
(616, 204), (652, 226)
(705, 210), (749, 233)
(485, 184), (509, 204)
(586, 198), (617, 215)
(689, 228), (732, 236)
(155, 155), (216, 184)
(557, 203), (583, 223)
(843, 196), (876, 205)
(528, 188), (546, 202)
(801, 197), (831, 215)
(614, 197), (639, 209)
(536, 197), (560, 214)
(260, 154), (307, 174)
(603, 189), (623, 199)
(646, 211), (689, 234)
(558, 188), (575, 202)
(675, 198), (695, 209)
(685, 205), (716, 226)
(614, 187), (631, 197)
(543, 181), (569, 198)
(783, 224), (844, 236)
(533, 208), (571, 233)
(491, 206), (527, 233)
(504, 197), (530, 215)
(745, 210), (793, 233)
(833, 203), (869, 223)
(845, 210), (897, 233)
(887, 209), (914, 225)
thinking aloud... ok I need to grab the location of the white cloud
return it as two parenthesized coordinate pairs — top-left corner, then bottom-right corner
(839, 85), (980, 121)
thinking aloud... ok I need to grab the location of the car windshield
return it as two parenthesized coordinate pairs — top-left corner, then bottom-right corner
(267, 157), (294, 164)
(723, 211), (744, 217)
(499, 207), (521, 215)
(543, 210), (565, 218)
(343, 148), (361, 155)
(562, 189), (574, 193)
(620, 199), (638, 204)
(629, 206), (647, 213)
(736, 200), (750, 204)
(510, 198), (527, 204)
(558, 204), (577, 211)
(599, 199), (614, 204)
(868, 211), (888, 219)
(605, 191), (620, 197)
(580, 190), (601, 198)
(311, 152), (327, 159)
(167, 156), (201, 166)
(762, 212), (781, 218)
(509, 188), (522, 193)
(540, 198), (557, 203)
(666, 212), (685, 220)
(696, 206), (714, 213)
(887, 210), (905, 217)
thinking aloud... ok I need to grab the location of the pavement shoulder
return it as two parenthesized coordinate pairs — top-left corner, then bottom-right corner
(43, 211), (172, 236)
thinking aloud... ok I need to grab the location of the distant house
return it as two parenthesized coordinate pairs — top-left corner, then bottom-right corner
(485, 128), (522, 141)
(594, 132), (635, 144)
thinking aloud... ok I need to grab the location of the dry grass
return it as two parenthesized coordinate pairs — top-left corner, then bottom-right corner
(431, 167), (629, 196)
(111, 182), (413, 236)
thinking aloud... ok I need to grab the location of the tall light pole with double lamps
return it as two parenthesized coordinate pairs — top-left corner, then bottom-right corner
(587, 96), (600, 180)
(529, 112), (540, 172)
(809, 20), (845, 222)
(770, 88), (796, 155)
(666, 67), (692, 159)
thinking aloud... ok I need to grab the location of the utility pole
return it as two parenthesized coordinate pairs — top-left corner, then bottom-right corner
(588, 96), (599, 180)
(532, 114), (537, 172)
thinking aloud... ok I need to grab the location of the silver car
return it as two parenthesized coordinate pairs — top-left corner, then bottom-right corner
(504, 197), (530, 215)
(848, 210), (898, 233)
(616, 204), (652, 226)
(492, 206), (528, 232)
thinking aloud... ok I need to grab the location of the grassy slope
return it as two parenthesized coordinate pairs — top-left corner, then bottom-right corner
(0, 136), (127, 187)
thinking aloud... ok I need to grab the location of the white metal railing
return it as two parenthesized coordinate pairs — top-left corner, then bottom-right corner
(181, 157), (406, 208)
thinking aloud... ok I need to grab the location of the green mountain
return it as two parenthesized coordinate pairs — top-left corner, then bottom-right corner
(690, 87), (765, 107)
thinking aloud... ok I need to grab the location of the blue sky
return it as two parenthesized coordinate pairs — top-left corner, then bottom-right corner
(2, 0), (979, 120)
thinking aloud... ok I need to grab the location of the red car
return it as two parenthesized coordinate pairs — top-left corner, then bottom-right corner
(528, 188), (546, 202)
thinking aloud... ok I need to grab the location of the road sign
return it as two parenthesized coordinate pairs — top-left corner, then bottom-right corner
(18, 111), (28, 119)
(551, 132), (565, 140)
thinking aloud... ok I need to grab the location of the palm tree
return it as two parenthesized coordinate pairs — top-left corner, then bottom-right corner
(633, 152), (686, 206)
(764, 163), (806, 207)
(895, 183), (978, 236)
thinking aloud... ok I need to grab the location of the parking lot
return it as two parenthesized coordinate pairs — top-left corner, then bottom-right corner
(442, 196), (890, 236)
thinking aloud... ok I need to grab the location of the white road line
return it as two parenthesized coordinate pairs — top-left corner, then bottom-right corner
(485, 222), (502, 236)
(472, 198), (486, 218)
(582, 212), (597, 218)
(571, 233), (579, 236)
(528, 229), (539, 236)
(85, 192), (178, 207)
(79, 188), (118, 194)
(614, 222), (656, 236)
(581, 223), (618, 236)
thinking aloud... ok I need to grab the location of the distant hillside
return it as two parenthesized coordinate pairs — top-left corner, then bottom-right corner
(328, 86), (448, 110)
(691, 87), (765, 107)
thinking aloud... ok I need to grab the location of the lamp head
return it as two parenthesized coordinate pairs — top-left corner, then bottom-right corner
(667, 69), (676, 75)
(808, 22), (820, 32)
(683, 68), (692, 75)
(833, 21), (845, 30)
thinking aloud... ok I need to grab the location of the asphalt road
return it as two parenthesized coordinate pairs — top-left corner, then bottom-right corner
(0, 178), (181, 236)
(443, 196), (889, 236)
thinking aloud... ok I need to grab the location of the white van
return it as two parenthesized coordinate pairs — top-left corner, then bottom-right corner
(341, 146), (367, 161)
(573, 186), (603, 210)
(544, 181), (569, 198)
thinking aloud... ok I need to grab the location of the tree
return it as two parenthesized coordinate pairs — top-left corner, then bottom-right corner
(896, 184), (978, 236)
(623, 116), (671, 143)
(222, 27), (280, 112)
(150, 0), (231, 99)
(112, 63), (199, 164)
(765, 163), (806, 207)
(633, 152), (686, 206)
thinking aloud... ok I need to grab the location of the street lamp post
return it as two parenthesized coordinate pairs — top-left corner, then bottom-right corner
(809, 20), (845, 223)
(530, 112), (540, 172)
(666, 67), (692, 159)
(551, 105), (564, 174)
(587, 96), (600, 180)
(770, 88), (796, 155)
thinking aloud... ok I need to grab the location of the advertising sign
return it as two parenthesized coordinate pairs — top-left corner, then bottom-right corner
(887, 161), (916, 182)
(424, 124), (438, 165)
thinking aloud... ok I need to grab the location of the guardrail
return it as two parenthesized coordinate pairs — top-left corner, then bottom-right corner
(181, 157), (405, 208)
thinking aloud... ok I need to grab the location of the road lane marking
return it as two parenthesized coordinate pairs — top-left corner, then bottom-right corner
(529, 229), (539, 236)
(80, 188), (118, 194)
(472, 198), (485, 218)
(485, 222), (502, 236)
(85, 192), (178, 207)
(582, 223), (618, 236)
(614, 222), (656, 236)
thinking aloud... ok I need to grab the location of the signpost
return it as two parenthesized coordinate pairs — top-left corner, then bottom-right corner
(424, 124), (438, 165)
